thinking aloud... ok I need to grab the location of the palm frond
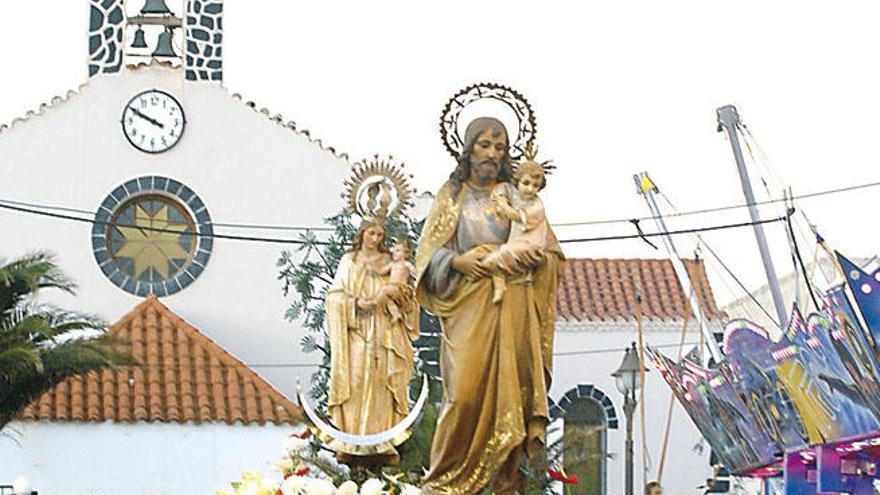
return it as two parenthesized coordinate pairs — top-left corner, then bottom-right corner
(0, 252), (76, 313)
(0, 253), (128, 430)
(0, 346), (43, 374)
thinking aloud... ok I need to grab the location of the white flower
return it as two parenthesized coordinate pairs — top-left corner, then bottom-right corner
(359, 478), (387, 495)
(282, 436), (311, 456)
(336, 480), (358, 495)
(305, 478), (336, 495)
(263, 479), (281, 491)
(281, 476), (310, 495)
(272, 458), (295, 472)
(399, 484), (421, 495)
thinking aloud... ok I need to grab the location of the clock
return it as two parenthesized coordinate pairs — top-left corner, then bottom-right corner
(121, 89), (186, 153)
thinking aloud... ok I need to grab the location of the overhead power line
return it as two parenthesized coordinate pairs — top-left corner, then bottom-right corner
(0, 177), (876, 232)
(0, 200), (332, 245)
(0, 197), (335, 232)
(0, 198), (789, 246)
(551, 179), (880, 227)
(99, 340), (704, 370)
(556, 215), (787, 244)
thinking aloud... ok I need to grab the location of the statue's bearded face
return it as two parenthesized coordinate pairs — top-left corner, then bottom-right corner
(469, 127), (508, 183)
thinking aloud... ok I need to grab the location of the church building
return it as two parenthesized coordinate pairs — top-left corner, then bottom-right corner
(0, 2), (722, 494)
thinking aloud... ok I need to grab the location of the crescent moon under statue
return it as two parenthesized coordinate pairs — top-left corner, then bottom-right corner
(295, 374), (430, 456)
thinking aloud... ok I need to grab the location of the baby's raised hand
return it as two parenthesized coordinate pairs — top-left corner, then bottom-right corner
(496, 203), (520, 222)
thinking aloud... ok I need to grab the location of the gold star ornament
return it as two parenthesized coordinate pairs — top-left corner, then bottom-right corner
(113, 201), (194, 279)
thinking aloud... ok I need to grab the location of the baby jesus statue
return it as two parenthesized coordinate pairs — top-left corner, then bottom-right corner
(483, 156), (562, 303)
(372, 239), (416, 322)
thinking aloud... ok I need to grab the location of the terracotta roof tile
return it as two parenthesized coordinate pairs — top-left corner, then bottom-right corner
(20, 295), (301, 425)
(558, 258), (724, 322)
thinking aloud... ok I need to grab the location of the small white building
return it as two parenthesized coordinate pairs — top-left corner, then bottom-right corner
(1, 296), (303, 495)
(549, 257), (725, 495)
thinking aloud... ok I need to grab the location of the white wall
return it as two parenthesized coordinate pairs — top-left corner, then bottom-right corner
(0, 421), (299, 495)
(0, 65), (350, 396)
(551, 324), (717, 495)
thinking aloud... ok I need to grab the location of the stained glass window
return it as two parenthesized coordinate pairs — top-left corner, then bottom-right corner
(93, 177), (212, 296)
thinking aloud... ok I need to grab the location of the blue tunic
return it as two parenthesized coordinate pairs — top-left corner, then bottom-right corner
(423, 182), (512, 299)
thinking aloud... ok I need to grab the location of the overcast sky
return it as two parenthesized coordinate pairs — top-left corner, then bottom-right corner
(1, 1), (878, 309)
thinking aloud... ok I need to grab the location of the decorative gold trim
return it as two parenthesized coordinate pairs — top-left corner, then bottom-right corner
(342, 155), (416, 221)
(439, 82), (537, 160)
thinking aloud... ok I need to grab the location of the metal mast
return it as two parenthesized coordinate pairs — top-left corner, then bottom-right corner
(716, 105), (789, 329)
(635, 173), (723, 363)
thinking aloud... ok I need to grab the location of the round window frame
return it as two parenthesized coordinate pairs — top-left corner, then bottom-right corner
(92, 176), (213, 297)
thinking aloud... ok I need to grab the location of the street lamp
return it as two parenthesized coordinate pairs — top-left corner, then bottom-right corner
(612, 342), (646, 495)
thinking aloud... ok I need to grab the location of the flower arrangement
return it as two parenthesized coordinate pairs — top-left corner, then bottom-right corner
(215, 429), (422, 495)
(216, 425), (579, 494)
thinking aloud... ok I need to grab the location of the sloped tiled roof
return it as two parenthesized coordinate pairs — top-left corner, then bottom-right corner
(557, 258), (724, 322)
(20, 295), (300, 425)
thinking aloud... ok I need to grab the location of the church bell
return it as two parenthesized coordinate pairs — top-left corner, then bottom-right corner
(152, 29), (177, 58)
(140, 0), (174, 16)
(130, 27), (148, 49)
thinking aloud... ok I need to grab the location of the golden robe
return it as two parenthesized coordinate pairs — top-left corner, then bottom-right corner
(416, 181), (562, 494)
(326, 252), (419, 441)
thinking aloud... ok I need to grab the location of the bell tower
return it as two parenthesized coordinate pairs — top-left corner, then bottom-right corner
(87, 0), (223, 82)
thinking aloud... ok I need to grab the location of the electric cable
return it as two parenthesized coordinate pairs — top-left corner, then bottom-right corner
(785, 201), (821, 311)
(0, 201), (334, 246)
(0, 197), (334, 232)
(551, 178), (880, 227)
(553, 340), (701, 357)
(1, 174), (878, 231)
(0, 198), (790, 246)
(556, 217), (787, 244)
(742, 122), (850, 316)
(104, 340), (704, 370)
(656, 191), (782, 328)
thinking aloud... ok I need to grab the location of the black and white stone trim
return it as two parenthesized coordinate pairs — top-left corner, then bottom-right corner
(185, 0), (223, 82)
(88, 0), (125, 77)
(550, 384), (620, 429)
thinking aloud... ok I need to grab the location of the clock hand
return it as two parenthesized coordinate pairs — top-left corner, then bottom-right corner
(130, 108), (165, 129)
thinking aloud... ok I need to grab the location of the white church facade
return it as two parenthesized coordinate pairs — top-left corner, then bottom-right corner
(0, 1), (722, 494)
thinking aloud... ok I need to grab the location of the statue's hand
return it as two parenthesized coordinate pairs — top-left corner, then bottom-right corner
(496, 203), (520, 222)
(452, 252), (490, 281)
(357, 298), (377, 311)
(519, 246), (545, 267)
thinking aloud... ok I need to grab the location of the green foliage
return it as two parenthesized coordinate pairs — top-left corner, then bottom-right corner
(278, 211), (355, 405)
(0, 252), (130, 430)
(520, 424), (615, 495)
(277, 209), (425, 407)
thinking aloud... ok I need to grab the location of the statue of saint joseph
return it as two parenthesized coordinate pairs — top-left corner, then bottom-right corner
(415, 117), (562, 494)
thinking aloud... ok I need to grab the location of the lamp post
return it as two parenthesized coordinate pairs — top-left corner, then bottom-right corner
(613, 342), (645, 495)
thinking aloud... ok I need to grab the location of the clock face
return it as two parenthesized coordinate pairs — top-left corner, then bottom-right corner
(121, 89), (186, 153)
